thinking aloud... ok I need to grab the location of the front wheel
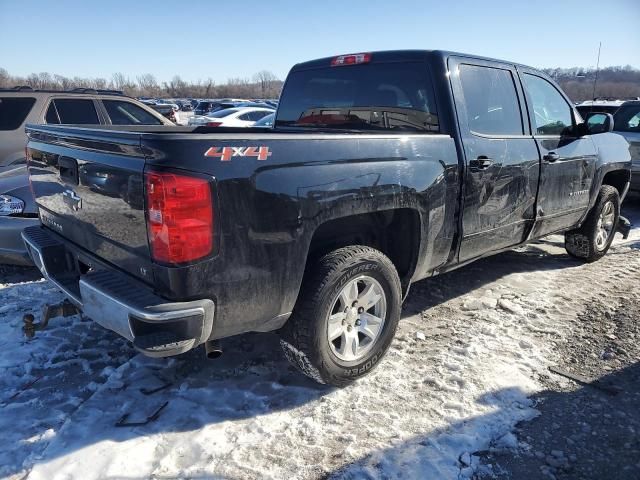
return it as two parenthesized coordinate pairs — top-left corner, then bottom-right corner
(565, 185), (620, 262)
(280, 246), (402, 387)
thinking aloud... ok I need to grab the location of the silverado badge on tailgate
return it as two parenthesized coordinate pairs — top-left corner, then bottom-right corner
(205, 146), (272, 161)
(62, 189), (82, 211)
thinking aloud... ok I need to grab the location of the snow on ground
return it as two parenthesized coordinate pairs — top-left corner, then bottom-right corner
(1, 201), (639, 480)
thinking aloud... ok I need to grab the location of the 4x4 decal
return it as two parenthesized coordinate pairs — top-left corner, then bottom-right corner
(205, 146), (272, 161)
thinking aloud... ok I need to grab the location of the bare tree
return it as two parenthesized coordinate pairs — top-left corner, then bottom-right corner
(0, 68), (10, 88)
(136, 73), (160, 97)
(253, 70), (279, 98)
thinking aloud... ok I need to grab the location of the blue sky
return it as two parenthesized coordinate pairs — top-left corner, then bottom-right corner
(1, 0), (638, 83)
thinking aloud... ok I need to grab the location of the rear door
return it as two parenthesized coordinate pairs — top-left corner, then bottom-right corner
(449, 57), (541, 262)
(519, 70), (597, 237)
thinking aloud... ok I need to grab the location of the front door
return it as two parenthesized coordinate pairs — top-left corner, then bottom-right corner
(450, 58), (541, 262)
(520, 71), (598, 238)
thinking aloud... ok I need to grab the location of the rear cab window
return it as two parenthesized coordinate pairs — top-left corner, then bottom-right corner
(0, 97), (36, 130)
(45, 98), (100, 124)
(276, 61), (439, 132)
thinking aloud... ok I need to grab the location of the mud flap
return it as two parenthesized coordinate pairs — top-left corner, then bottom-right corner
(617, 215), (631, 240)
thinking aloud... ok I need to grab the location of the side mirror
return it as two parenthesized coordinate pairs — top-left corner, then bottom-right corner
(584, 112), (614, 134)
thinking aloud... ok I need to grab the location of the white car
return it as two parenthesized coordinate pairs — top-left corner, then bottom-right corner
(188, 107), (274, 127)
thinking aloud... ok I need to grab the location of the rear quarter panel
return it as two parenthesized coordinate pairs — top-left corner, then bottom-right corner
(142, 133), (460, 338)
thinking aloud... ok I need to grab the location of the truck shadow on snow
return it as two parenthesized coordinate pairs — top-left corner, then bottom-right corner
(328, 361), (640, 479)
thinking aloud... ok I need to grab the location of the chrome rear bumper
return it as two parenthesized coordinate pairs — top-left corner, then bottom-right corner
(22, 225), (215, 357)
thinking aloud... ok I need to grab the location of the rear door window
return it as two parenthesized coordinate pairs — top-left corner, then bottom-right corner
(458, 64), (523, 136)
(247, 111), (270, 121)
(47, 99), (100, 124)
(276, 62), (439, 132)
(0, 97), (36, 130)
(103, 100), (164, 125)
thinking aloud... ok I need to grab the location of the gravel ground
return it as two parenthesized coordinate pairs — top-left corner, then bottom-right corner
(479, 202), (640, 479)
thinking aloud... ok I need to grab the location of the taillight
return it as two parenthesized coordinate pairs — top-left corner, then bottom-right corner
(206, 122), (222, 127)
(331, 52), (372, 66)
(144, 170), (213, 264)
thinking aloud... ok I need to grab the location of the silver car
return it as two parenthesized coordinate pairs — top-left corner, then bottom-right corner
(612, 101), (640, 192)
(0, 87), (173, 264)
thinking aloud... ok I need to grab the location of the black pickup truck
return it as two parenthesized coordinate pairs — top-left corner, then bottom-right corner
(22, 50), (632, 386)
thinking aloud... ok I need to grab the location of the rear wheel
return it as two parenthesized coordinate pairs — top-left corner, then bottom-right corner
(565, 185), (620, 262)
(280, 246), (402, 387)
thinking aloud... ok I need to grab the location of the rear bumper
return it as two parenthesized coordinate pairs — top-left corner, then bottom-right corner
(22, 225), (215, 357)
(0, 216), (39, 266)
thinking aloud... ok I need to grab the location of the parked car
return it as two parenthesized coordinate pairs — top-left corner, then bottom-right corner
(253, 112), (275, 127)
(22, 50), (631, 387)
(188, 107), (274, 127)
(576, 99), (625, 119)
(611, 100), (640, 192)
(194, 100), (240, 116)
(235, 101), (277, 109)
(0, 86), (172, 264)
(145, 102), (178, 123)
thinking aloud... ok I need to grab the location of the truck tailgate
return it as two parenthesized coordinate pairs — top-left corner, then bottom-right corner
(26, 126), (153, 282)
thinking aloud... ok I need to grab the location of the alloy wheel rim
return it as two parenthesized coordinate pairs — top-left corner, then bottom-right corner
(326, 275), (387, 362)
(595, 200), (615, 251)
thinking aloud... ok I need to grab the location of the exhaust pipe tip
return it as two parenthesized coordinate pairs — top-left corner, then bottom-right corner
(205, 340), (222, 359)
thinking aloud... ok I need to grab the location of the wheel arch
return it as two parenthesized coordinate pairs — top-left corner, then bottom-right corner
(305, 208), (422, 294)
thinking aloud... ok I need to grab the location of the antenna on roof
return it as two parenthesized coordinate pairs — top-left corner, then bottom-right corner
(591, 42), (602, 101)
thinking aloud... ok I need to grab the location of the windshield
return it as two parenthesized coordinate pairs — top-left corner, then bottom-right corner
(276, 62), (439, 132)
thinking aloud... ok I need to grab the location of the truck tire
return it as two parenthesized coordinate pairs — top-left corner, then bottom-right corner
(564, 185), (620, 262)
(280, 246), (402, 387)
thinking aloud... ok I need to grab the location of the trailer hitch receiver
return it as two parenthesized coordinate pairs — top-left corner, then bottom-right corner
(23, 299), (80, 339)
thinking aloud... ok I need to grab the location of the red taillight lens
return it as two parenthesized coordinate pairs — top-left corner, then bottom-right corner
(145, 170), (213, 264)
(331, 52), (372, 66)
(206, 122), (222, 127)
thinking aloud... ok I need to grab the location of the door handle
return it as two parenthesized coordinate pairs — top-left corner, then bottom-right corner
(543, 152), (560, 162)
(469, 156), (494, 170)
